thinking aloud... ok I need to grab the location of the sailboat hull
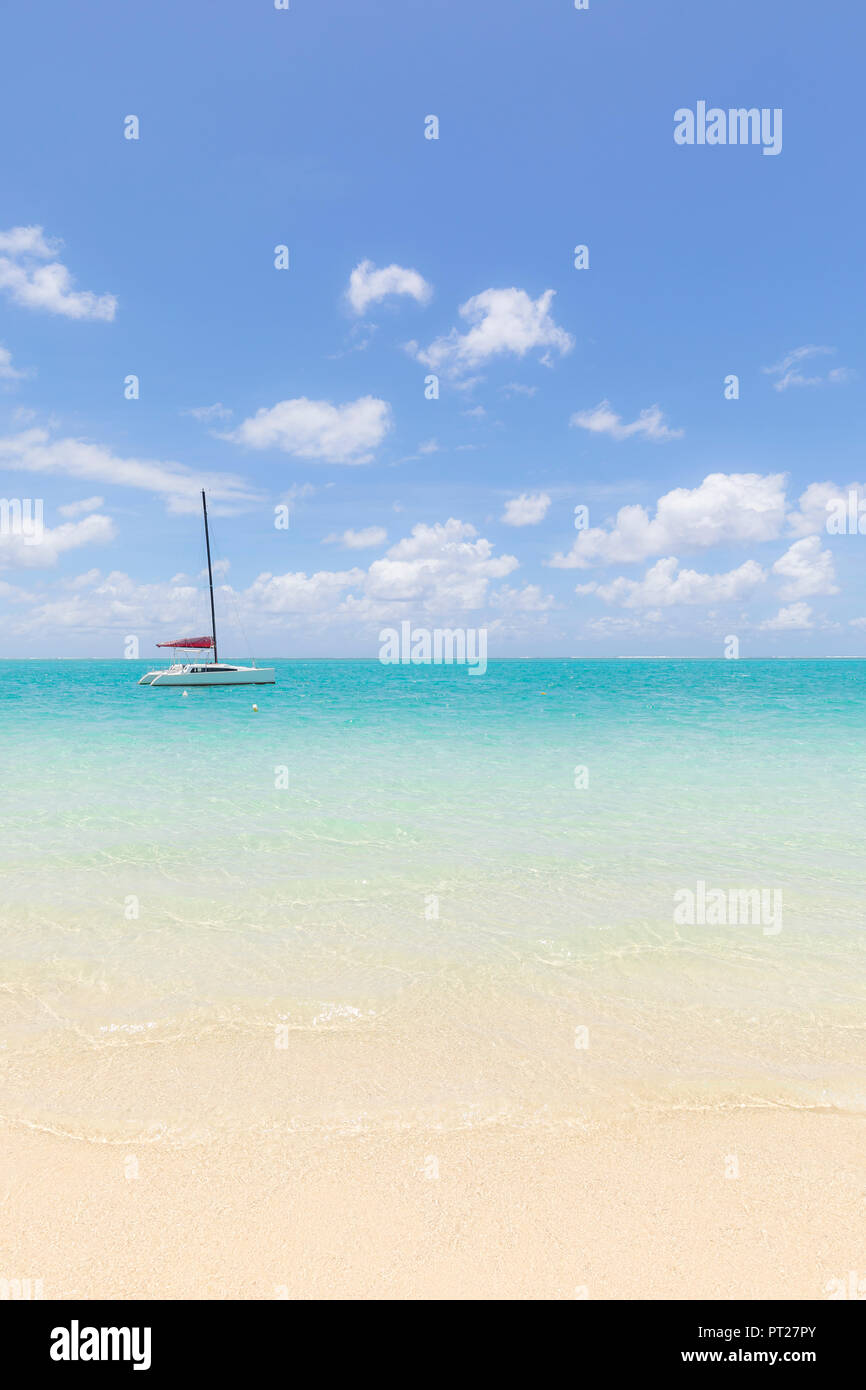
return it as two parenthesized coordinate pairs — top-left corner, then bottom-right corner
(141, 665), (275, 687)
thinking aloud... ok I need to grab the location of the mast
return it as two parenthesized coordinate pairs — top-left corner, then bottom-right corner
(201, 488), (219, 664)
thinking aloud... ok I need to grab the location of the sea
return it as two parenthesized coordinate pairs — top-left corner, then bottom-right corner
(0, 658), (863, 1143)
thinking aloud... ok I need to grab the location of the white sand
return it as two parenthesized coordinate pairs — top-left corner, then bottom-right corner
(3, 1108), (862, 1300)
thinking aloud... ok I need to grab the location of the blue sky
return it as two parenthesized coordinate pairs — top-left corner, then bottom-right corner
(1, 0), (864, 657)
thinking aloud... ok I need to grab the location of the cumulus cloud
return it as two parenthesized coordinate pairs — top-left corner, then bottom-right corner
(346, 260), (432, 315)
(246, 568), (367, 614)
(577, 556), (766, 609)
(58, 496), (104, 518)
(8, 518), (516, 635)
(771, 536), (838, 599)
(0, 227), (56, 256)
(490, 583), (554, 612)
(760, 602), (814, 630)
(20, 566), (359, 636)
(323, 526), (388, 549)
(0, 511), (520, 639)
(18, 569), (211, 636)
(0, 344), (27, 381)
(228, 396), (392, 465)
(0, 428), (258, 514)
(501, 492), (551, 526)
(408, 288), (573, 378)
(570, 400), (683, 442)
(0, 510), (115, 571)
(551, 473), (786, 569)
(763, 345), (854, 392)
(0, 225), (117, 321)
(360, 519), (518, 613)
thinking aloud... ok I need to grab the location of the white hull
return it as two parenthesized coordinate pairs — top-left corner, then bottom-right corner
(139, 664), (275, 687)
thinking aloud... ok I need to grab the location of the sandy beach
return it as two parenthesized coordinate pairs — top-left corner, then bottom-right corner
(2, 659), (864, 1301)
(4, 1107), (862, 1300)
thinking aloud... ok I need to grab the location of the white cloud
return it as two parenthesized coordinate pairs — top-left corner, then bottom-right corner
(282, 482), (316, 506)
(184, 403), (232, 423)
(359, 519), (518, 614)
(66, 568), (101, 590)
(409, 288), (573, 378)
(323, 526), (387, 549)
(491, 583), (554, 612)
(551, 472), (786, 569)
(246, 568), (366, 614)
(578, 556), (766, 609)
(0, 225), (117, 321)
(0, 344), (26, 381)
(346, 260), (432, 315)
(570, 400), (683, 442)
(763, 345), (853, 392)
(0, 227), (56, 256)
(501, 492), (551, 526)
(771, 536), (838, 599)
(418, 438), (439, 455)
(501, 382), (537, 398)
(58, 495), (104, 518)
(0, 516), (519, 636)
(585, 614), (657, 635)
(15, 565), (362, 637)
(0, 511), (115, 571)
(18, 569), (208, 635)
(0, 428), (258, 514)
(60, 519), (514, 633)
(229, 396), (392, 464)
(760, 602), (814, 630)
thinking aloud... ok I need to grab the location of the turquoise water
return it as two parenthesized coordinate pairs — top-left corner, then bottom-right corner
(0, 659), (864, 1140)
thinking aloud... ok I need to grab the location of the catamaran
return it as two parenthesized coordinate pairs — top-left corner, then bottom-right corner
(138, 490), (275, 687)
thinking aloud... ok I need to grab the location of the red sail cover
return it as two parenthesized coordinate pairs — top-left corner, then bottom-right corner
(156, 636), (214, 649)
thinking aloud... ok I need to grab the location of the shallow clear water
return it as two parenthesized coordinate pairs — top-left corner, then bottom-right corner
(0, 659), (864, 1139)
